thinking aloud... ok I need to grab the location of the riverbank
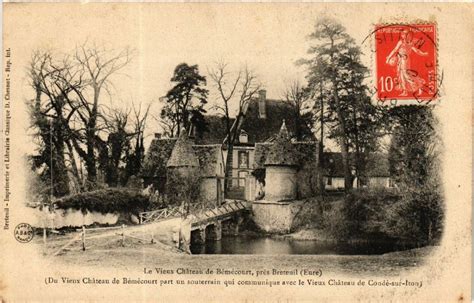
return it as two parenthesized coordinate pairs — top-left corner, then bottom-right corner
(43, 239), (435, 276)
(274, 228), (333, 241)
(36, 217), (436, 276)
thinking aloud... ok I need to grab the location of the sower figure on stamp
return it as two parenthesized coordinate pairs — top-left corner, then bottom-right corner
(386, 29), (428, 96)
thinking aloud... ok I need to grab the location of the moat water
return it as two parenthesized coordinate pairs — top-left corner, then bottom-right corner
(190, 235), (406, 255)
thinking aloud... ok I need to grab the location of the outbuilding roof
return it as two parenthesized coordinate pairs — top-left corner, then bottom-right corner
(141, 138), (222, 178)
(194, 98), (314, 145)
(166, 132), (199, 168)
(264, 121), (299, 167)
(141, 138), (177, 178)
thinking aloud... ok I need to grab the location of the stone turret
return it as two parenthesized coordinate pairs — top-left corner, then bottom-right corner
(166, 132), (200, 205)
(167, 132), (199, 170)
(264, 120), (299, 201)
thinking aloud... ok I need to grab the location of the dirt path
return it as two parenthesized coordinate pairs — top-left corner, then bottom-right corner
(36, 218), (183, 256)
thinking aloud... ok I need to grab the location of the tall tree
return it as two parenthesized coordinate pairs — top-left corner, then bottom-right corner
(28, 51), (76, 197)
(281, 80), (314, 141)
(124, 103), (150, 184)
(209, 62), (261, 191)
(28, 44), (134, 192)
(303, 17), (374, 190)
(303, 57), (332, 194)
(69, 44), (132, 189)
(98, 102), (150, 187)
(384, 106), (443, 243)
(161, 63), (208, 137)
(98, 108), (131, 187)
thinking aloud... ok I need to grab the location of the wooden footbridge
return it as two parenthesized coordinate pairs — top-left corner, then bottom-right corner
(138, 200), (251, 244)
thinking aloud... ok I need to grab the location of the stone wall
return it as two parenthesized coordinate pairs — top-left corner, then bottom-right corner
(254, 141), (320, 199)
(251, 200), (304, 233)
(265, 166), (297, 201)
(199, 177), (221, 205)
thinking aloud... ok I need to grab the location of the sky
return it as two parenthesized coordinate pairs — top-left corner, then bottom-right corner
(6, 3), (452, 151)
(8, 4), (375, 141)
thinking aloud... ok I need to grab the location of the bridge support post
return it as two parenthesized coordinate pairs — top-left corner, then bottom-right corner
(223, 215), (245, 236)
(191, 227), (206, 245)
(233, 216), (245, 235)
(206, 221), (222, 241)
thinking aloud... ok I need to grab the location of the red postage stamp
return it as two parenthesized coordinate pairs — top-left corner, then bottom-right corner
(375, 24), (437, 103)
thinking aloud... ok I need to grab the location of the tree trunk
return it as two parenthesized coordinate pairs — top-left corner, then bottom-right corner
(224, 143), (234, 193)
(51, 121), (70, 197)
(328, 37), (353, 191)
(85, 87), (99, 189)
(318, 81), (325, 195)
(85, 120), (97, 189)
(352, 107), (360, 188)
(65, 140), (82, 192)
(332, 86), (353, 191)
(339, 135), (353, 191)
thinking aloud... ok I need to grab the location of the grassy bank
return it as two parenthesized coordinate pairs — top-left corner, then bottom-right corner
(288, 188), (442, 248)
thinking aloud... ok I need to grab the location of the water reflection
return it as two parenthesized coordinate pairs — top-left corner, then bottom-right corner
(191, 235), (406, 255)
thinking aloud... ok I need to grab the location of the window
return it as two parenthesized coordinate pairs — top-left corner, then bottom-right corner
(327, 177), (332, 186)
(238, 151), (249, 168)
(238, 171), (248, 187)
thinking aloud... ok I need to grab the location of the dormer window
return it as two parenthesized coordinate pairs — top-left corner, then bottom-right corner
(239, 129), (248, 143)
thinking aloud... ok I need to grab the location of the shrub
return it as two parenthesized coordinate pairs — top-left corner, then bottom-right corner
(54, 188), (150, 215)
(322, 188), (400, 241)
(322, 187), (443, 246)
(166, 168), (202, 209)
(381, 185), (443, 245)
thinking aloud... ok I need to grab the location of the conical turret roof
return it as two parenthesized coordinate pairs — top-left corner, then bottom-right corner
(264, 120), (299, 167)
(167, 132), (199, 168)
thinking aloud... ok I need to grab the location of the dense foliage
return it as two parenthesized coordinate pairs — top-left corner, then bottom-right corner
(160, 63), (209, 137)
(383, 106), (444, 244)
(54, 188), (150, 215)
(166, 168), (202, 211)
(303, 17), (383, 190)
(323, 189), (401, 241)
(323, 186), (442, 246)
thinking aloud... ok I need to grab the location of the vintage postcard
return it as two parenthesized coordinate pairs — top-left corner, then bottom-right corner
(1, 3), (472, 302)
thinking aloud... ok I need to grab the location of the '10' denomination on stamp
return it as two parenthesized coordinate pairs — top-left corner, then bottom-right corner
(375, 23), (437, 103)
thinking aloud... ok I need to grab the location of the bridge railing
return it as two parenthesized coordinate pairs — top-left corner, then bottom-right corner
(139, 200), (250, 225)
(192, 200), (248, 225)
(138, 205), (184, 224)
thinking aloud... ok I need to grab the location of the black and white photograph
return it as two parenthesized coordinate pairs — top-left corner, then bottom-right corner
(1, 3), (472, 302)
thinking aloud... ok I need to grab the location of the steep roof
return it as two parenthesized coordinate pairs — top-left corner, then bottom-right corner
(264, 121), (299, 167)
(193, 144), (222, 177)
(141, 138), (221, 178)
(241, 98), (314, 143)
(166, 132), (199, 168)
(195, 98), (314, 145)
(253, 143), (272, 169)
(194, 115), (231, 145)
(141, 138), (177, 178)
(254, 141), (318, 170)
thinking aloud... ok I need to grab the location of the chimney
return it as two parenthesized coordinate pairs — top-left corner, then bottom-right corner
(258, 89), (266, 119)
(154, 133), (162, 139)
